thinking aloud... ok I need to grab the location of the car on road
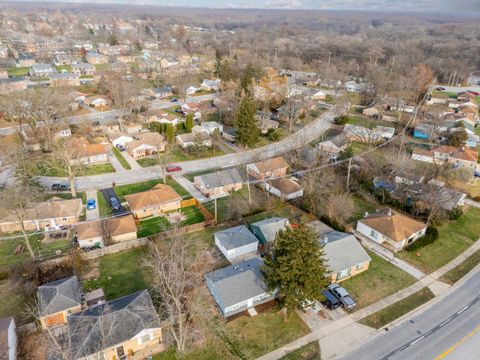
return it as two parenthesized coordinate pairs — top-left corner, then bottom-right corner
(171, 97), (178, 102)
(166, 165), (182, 173)
(51, 183), (70, 191)
(435, 86), (446, 91)
(327, 283), (356, 309)
(86, 199), (96, 210)
(322, 289), (341, 310)
(174, 109), (184, 115)
(109, 197), (121, 211)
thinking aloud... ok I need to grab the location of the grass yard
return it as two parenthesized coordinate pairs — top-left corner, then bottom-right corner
(97, 191), (112, 217)
(359, 287), (435, 329)
(112, 146), (131, 170)
(154, 307), (310, 360)
(82, 247), (152, 300)
(55, 65), (72, 72)
(0, 281), (33, 325)
(113, 179), (190, 202)
(34, 162), (115, 177)
(350, 141), (370, 155)
(94, 63), (109, 71)
(432, 90), (458, 99)
(137, 147), (225, 167)
(397, 207), (480, 274)
(351, 195), (378, 222)
(439, 249), (480, 285)
(7, 66), (30, 76)
(183, 170), (214, 182)
(342, 250), (416, 309)
(45, 191), (87, 205)
(280, 341), (321, 360)
(0, 236), (72, 267)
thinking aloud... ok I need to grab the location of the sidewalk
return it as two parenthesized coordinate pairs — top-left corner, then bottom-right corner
(121, 151), (142, 170)
(256, 239), (480, 360)
(353, 230), (426, 280)
(108, 151), (125, 172)
(173, 175), (208, 202)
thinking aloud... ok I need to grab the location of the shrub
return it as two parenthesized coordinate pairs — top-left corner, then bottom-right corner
(448, 207), (463, 220)
(405, 226), (439, 252)
(334, 115), (349, 125)
(268, 130), (281, 141)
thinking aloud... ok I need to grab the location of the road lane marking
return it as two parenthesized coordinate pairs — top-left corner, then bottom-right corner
(434, 324), (480, 360)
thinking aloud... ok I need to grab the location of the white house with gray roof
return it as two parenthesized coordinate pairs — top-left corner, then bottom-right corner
(250, 217), (289, 245)
(194, 168), (243, 198)
(214, 225), (259, 261)
(30, 63), (55, 78)
(205, 258), (278, 317)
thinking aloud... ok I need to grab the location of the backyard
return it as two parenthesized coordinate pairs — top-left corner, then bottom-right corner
(397, 207), (480, 273)
(358, 287), (435, 329)
(113, 178), (191, 202)
(7, 66), (30, 76)
(34, 161), (115, 176)
(137, 146), (225, 167)
(342, 250), (416, 309)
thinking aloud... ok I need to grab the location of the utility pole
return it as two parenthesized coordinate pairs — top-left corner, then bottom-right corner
(346, 157), (352, 191)
(328, 52), (332, 66)
(229, 42), (232, 58)
(274, 47), (278, 69)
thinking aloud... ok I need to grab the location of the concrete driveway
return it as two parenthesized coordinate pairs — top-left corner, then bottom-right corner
(85, 190), (99, 221)
(99, 188), (129, 216)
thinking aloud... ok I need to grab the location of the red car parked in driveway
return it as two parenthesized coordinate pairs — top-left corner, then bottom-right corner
(166, 165), (182, 173)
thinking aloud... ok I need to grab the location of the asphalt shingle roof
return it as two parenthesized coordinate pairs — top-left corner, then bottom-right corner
(37, 276), (81, 316)
(215, 225), (258, 250)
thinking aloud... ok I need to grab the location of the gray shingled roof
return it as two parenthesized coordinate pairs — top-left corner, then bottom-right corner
(321, 231), (371, 274)
(215, 225), (258, 250)
(250, 217), (289, 243)
(205, 258), (270, 309)
(68, 290), (160, 359)
(195, 168), (243, 189)
(37, 276), (81, 316)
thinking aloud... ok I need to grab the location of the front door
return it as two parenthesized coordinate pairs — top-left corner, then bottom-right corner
(116, 346), (126, 360)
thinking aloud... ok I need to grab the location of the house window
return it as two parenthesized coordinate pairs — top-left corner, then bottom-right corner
(408, 237), (415, 244)
(370, 230), (377, 239)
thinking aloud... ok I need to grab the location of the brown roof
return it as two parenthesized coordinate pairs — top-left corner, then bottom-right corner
(450, 147), (478, 162)
(76, 215), (137, 240)
(269, 178), (302, 194)
(251, 157), (289, 174)
(66, 138), (107, 157)
(125, 184), (181, 211)
(133, 132), (165, 143)
(359, 208), (426, 242)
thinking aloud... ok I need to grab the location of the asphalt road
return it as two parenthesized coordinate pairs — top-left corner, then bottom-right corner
(341, 269), (480, 360)
(430, 84), (480, 95)
(99, 187), (129, 216)
(38, 104), (340, 191)
(0, 93), (219, 136)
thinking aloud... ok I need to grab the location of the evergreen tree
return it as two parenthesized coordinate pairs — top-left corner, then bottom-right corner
(166, 124), (175, 143)
(240, 63), (254, 93)
(214, 48), (222, 78)
(263, 224), (329, 315)
(234, 95), (259, 147)
(185, 113), (194, 133)
(108, 33), (119, 46)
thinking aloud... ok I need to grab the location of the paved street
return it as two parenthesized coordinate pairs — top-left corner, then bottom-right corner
(38, 105), (339, 191)
(341, 269), (480, 360)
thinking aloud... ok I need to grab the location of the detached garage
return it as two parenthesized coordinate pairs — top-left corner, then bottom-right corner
(214, 225), (259, 262)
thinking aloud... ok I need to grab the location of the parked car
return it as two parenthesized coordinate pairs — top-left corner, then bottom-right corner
(51, 183), (70, 191)
(86, 199), (96, 210)
(174, 109), (184, 115)
(171, 97), (178, 102)
(166, 164), (182, 173)
(322, 290), (341, 310)
(116, 144), (127, 151)
(435, 86), (446, 91)
(327, 284), (356, 309)
(109, 197), (121, 211)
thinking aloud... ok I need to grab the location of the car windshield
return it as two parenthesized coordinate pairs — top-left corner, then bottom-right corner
(336, 288), (349, 297)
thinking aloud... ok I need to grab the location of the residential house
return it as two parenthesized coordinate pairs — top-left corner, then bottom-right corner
(0, 198), (83, 233)
(109, 132), (133, 148)
(149, 86), (173, 99)
(139, 110), (179, 126)
(127, 132), (166, 159)
(71, 63), (95, 76)
(413, 124), (435, 140)
(76, 215), (138, 249)
(86, 52), (108, 65)
(363, 107), (380, 118)
(119, 117), (143, 134)
(49, 73), (81, 87)
(317, 133), (350, 159)
(201, 78), (221, 91)
(117, 55), (136, 63)
(214, 225), (259, 262)
(16, 53), (35, 67)
(0, 317), (17, 360)
(0, 77), (28, 94)
(311, 90), (326, 100)
(68, 290), (164, 360)
(222, 127), (237, 142)
(412, 145), (478, 171)
(125, 184), (182, 219)
(193, 168), (243, 198)
(250, 217), (289, 245)
(30, 63), (55, 78)
(67, 138), (108, 165)
(54, 53), (76, 66)
(344, 124), (395, 143)
(186, 86), (199, 95)
(84, 96), (108, 108)
(309, 221), (371, 283)
(264, 178), (304, 200)
(205, 258), (278, 318)
(200, 121), (223, 135)
(246, 157), (289, 181)
(356, 208), (427, 252)
(37, 276), (82, 329)
(181, 101), (214, 120)
(54, 125), (72, 139)
(176, 131), (212, 149)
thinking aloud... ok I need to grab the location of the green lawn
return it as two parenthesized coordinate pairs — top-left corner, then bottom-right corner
(137, 147), (225, 167)
(137, 206), (205, 237)
(82, 247), (152, 300)
(112, 146), (131, 170)
(7, 66), (30, 76)
(45, 191), (87, 205)
(97, 191), (112, 217)
(439, 249), (480, 285)
(397, 207), (480, 274)
(351, 195), (378, 222)
(359, 287), (435, 329)
(0, 235), (72, 267)
(94, 63), (109, 71)
(343, 115), (393, 129)
(114, 179), (191, 202)
(183, 170), (213, 182)
(350, 141), (370, 155)
(190, 89), (214, 97)
(55, 65), (72, 72)
(341, 250), (416, 309)
(34, 162), (114, 177)
(154, 307), (310, 360)
(0, 281), (33, 325)
(432, 90), (458, 99)
(280, 341), (321, 360)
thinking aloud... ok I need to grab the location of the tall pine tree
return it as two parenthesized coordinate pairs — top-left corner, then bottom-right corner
(234, 94), (259, 147)
(263, 224), (329, 315)
(185, 113), (194, 133)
